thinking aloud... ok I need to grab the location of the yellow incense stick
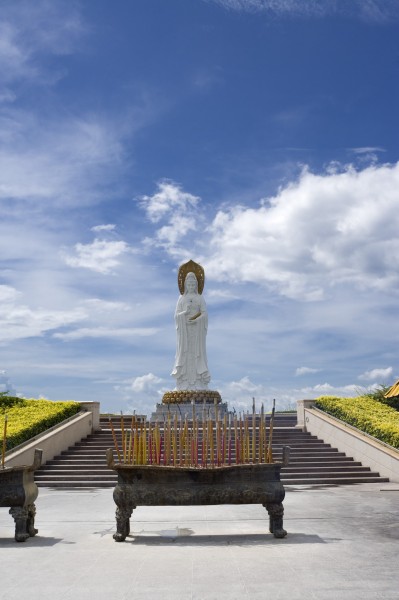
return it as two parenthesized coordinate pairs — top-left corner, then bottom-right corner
(128, 430), (133, 464)
(267, 399), (276, 463)
(109, 419), (122, 462)
(120, 413), (126, 462)
(2, 414), (7, 468)
(252, 406), (256, 463)
(209, 419), (213, 467)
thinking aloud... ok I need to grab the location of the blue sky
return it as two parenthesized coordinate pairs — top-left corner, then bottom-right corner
(1, 0), (399, 414)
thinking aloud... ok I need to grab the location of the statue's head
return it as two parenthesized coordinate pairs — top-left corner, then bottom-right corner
(184, 272), (198, 294)
(178, 260), (204, 295)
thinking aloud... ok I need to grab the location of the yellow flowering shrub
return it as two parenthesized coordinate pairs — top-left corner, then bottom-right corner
(314, 395), (399, 449)
(0, 396), (81, 451)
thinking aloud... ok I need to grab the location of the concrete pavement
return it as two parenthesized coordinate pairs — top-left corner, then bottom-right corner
(1, 483), (398, 599)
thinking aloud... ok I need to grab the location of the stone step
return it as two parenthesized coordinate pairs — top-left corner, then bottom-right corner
(68, 443), (315, 451)
(283, 476), (390, 485)
(74, 435), (317, 444)
(35, 473), (116, 481)
(58, 447), (338, 458)
(100, 413), (298, 422)
(37, 464), (373, 475)
(40, 464), (112, 471)
(64, 446), (326, 455)
(68, 437), (328, 446)
(86, 427), (308, 435)
(36, 481), (116, 488)
(36, 459), (376, 474)
(34, 412), (389, 487)
(281, 466), (372, 473)
(281, 470), (382, 479)
(63, 436), (326, 444)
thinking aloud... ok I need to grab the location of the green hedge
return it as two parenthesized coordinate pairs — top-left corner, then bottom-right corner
(314, 395), (399, 449)
(364, 386), (399, 412)
(0, 396), (81, 451)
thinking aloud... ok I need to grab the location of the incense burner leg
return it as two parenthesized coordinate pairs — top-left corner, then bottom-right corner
(9, 507), (30, 542)
(264, 502), (287, 538)
(27, 503), (38, 537)
(113, 506), (134, 542)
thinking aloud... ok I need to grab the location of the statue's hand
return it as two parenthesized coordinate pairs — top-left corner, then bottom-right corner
(189, 311), (201, 321)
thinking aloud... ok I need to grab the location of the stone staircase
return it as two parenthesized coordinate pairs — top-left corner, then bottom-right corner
(34, 413), (390, 487)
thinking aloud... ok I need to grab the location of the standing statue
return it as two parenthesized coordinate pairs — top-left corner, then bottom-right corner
(171, 260), (211, 390)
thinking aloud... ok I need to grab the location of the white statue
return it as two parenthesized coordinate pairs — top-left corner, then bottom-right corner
(171, 261), (211, 390)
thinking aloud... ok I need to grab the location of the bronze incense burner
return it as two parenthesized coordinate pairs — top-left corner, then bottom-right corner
(0, 448), (42, 542)
(107, 448), (288, 542)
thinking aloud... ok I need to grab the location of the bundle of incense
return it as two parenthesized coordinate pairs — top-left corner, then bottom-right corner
(111, 402), (278, 467)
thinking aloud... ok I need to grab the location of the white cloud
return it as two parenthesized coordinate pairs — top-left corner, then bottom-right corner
(0, 3), (138, 210)
(0, 110), (125, 206)
(0, 3), (155, 211)
(53, 327), (158, 342)
(109, 373), (166, 415)
(82, 299), (131, 312)
(300, 382), (360, 396)
(130, 373), (163, 393)
(0, 285), (20, 303)
(156, 214), (197, 248)
(295, 367), (320, 376)
(207, 288), (239, 300)
(0, 88), (16, 103)
(140, 181), (199, 223)
(0, 285), (87, 343)
(140, 181), (203, 257)
(205, 0), (399, 21)
(0, 20), (40, 88)
(91, 224), (116, 233)
(62, 239), (131, 274)
(349, 147), (385, 166)
(358, 367), (393, 381)
(222, 377), (279, 413)
(0, 370), (17, 395)
(216, 377), (371, 414)
(0, 1), (84, 89)
(230, 376), (262, 393)
(351, 147), (385, 155)
(205, 162), (399, 300)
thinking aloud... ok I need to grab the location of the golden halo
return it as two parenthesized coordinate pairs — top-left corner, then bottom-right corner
(177, 260), (205, 295)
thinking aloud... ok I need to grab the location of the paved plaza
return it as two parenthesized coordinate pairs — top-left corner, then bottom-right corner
(1, 482), (398, 600)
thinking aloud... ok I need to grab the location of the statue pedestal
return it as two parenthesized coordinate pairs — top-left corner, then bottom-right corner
(151, 389), (230, 421)
(150, 401), (230, 422)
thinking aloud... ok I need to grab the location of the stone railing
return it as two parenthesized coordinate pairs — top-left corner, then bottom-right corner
(296, 400), (399, 482)
(4, 401), (100, 468)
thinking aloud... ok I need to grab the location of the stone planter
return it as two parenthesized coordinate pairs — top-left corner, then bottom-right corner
(106, 448), (288, 542)
(0, 448), (42, 542)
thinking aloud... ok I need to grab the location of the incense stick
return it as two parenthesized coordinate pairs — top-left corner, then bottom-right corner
(2, 414), (7, 468)
(110, 403), (277, 467)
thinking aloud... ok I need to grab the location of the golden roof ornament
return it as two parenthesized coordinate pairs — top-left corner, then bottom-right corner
(177, 259), (205, 295)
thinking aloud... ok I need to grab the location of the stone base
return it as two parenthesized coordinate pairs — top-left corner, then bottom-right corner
(150, 401), (230, 422)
